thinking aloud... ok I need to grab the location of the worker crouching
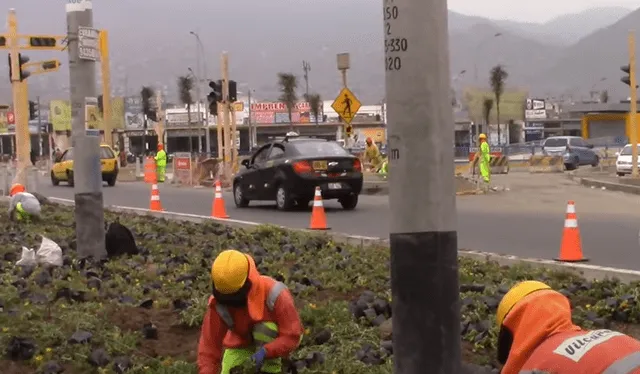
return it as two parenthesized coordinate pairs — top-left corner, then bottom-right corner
(497, 280), (640, 374)
(8, 183), (41, 222)
(198, 249), (303, 374)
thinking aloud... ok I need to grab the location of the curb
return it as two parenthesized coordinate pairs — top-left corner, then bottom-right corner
(39, 196), (640, 284)
(361, 182), (388, 195)
(576, 177), (640, 195)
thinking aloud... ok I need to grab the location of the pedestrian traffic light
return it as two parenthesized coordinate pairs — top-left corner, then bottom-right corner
(345, 125), (353, 136)
(621, 64), (639, 88)
(208, 80), (222, 104)
(0, 36), (6, 47)
(29, 100), (37, 120)
(228, 80), (237, 102)
(28, 36), (57, 48)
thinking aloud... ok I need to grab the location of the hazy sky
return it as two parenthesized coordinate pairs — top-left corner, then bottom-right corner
(449, 0), (640, 22)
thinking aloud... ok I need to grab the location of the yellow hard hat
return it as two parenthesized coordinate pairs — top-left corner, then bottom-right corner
(478, 133), (487, 139)
(211, 249), (249, 294)
(496, 281), (551, 327)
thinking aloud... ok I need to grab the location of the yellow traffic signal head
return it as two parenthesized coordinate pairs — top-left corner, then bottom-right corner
(42, 60), (60, 70)
(18, 53), (30, 81)
(29, 36), (57, 48)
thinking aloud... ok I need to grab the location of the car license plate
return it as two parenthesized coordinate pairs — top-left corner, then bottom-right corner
(328, 183), (341, 189)
(312, 161), (327, 170)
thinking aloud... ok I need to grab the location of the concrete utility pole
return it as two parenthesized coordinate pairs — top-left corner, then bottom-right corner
(154, 92), (165, 146)
(248, 88), (254, 151)
(66, 0), (107, 259)
(37, 96), (43, 157)
(191, 31), (210, 154)
(384, 0), (460, 373)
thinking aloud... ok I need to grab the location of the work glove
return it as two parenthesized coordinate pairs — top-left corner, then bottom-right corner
(251, 347), (267, 370)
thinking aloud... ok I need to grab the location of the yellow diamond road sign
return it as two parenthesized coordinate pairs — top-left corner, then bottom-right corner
(331, 87), (361, 125)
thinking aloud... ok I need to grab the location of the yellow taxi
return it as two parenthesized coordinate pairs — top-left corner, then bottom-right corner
(51, 144), (119, 187)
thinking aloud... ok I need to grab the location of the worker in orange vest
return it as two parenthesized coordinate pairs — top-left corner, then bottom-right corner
(198, 249), (303, 374)
(496, 280), (640, 374)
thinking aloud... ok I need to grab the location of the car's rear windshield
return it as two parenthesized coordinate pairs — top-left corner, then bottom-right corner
(544, 138), (567, 147)
(289, 141), (350, 157)
(100, 147), (115, 159)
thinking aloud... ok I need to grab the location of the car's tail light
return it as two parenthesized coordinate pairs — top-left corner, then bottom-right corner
(292, 161), (313, 173)
(353, 158), (362, 172)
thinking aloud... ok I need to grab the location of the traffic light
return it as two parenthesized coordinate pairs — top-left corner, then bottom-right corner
(18, 53), (30, 81)
(97, 95), (104, 113)
(7, 54), (11, 82)
(345, 125), (353, 137)
(621, 64), (639, 88)
(209, 101), (218, 116)
(228, 80), (237, 102)
(41, 60), (60, 71)
(0, 36), (6, 47)
(29, 36), (56, 48)
(29, 100), (37, 120)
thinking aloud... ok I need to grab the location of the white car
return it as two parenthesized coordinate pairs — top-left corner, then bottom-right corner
(616, 144), (640, 176)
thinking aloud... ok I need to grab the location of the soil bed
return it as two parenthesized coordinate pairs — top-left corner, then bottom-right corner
(0, 203), (639, 373)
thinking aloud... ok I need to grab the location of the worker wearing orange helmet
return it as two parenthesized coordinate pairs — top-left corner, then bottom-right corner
(198, 249), (303, 374)
(497, 280), (640, 374)
(474, 133), (491, 186)
(8, 183), (41, 222)
(363, 137), (382, 171)
(154, 144), (167, 182)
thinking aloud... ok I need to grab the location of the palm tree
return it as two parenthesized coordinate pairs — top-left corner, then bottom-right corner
(277, 73), (298, 131)
(489, 65), (508, 145)
(308, 93), (322, 125)
(177, 76), (194, 153)
(140, 86), (155, 155)
(482, 97), (493, 142)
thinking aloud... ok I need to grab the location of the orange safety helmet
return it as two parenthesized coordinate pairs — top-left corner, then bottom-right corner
(9, 183), (25, 197)
(366, 137), (373, 145)
(157, 144), (164, 150)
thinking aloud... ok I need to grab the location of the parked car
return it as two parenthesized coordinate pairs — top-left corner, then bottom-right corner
(51, 144), (119, 187)
(233, 134), (363, 211)
(615, 144), (640, 176)
(541, 136), (599, 170)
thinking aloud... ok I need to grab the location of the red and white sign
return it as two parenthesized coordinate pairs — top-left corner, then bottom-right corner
(174, 157), (191, 170)
(7, 111), (15, 124)
(251, 102), (310, 112)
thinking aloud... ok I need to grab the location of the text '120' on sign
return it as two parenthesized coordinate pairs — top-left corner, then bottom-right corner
(383, 1), (406, 72)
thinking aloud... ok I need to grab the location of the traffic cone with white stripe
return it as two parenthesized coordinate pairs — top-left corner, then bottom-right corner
(149, 183), (163, 211)
(555, 200), (587, 262)
(211, 180), (229, 219)
(309, 186), (329, 230)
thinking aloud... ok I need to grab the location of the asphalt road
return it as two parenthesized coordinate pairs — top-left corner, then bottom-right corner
(34, 173), (640, 270)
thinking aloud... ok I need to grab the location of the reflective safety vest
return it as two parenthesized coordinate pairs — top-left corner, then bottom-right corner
(214, 281), (287, 331)
(519, 329), (640, 374)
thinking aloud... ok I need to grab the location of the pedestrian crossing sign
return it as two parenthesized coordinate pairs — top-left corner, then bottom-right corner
(331, 87), (361, 125)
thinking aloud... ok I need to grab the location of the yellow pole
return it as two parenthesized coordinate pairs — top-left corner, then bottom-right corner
(99, 30), (113, 147)
(8, 10), (29, 187)
(216, 104), (223, 160)
(630, 31), (638, 178)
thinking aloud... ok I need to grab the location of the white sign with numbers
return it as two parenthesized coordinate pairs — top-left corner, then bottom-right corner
(78, 26), (100, 61)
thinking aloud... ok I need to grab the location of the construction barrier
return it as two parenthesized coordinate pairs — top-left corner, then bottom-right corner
(528, 155), (564, 173)
(489, 156), (509, 174)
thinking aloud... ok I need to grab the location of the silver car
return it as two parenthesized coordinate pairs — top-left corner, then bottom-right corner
(541, 136), (599, 170)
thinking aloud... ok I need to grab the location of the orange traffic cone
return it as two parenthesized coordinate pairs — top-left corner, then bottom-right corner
(211, 180), (229, 219)
(555, 201), (587, 262)
(309, 187), (330, 230)
(149, 183), (163, 211)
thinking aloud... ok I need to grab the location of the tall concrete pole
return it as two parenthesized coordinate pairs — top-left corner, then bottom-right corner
(384, 0), (460, 373)
(66, 0), (107, 259)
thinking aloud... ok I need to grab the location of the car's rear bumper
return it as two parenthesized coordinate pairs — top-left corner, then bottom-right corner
(287, 175), (363, 200)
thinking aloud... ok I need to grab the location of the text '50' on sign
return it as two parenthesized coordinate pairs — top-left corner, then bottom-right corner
(331, 87), (361, 125)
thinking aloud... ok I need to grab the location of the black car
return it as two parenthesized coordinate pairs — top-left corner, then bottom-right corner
(233, 136), (363, 211)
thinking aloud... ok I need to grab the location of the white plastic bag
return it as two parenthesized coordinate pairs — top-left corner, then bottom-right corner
(36, 236), (63, 267)
(16, 247), (37, 266)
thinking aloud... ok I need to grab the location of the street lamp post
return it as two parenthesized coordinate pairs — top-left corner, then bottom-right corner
(190, 31), (210, 154)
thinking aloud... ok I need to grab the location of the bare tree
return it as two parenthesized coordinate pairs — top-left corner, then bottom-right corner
(140, 86), (155, 155)
(308, 93), (322, 125)
(177, 76), (194, 153)
(277, 73), (298, 131)
(489, 65), (508, 145)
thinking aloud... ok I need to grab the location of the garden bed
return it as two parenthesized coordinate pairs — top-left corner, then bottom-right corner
(0, 204), (639, 373)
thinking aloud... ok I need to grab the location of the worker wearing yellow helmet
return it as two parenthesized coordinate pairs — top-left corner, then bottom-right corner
(198, 249), (303, 374)
(474, 133), (491, 186)
(496, 280), (640, 373)
(8, 183), (41, 222)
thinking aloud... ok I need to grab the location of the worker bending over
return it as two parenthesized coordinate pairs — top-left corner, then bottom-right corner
(198, 249), (303, 374)
(497, 280), (640, 373)
(8, 183), (41, 222)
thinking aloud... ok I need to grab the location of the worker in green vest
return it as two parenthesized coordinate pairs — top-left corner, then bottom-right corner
(155, 144), (167, 182)
(475, 133), (491, 188)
